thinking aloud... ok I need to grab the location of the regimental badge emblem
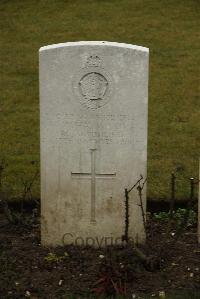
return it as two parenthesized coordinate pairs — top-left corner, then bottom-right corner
(73, 55), (113, 110)
(79, 72), (108, 101)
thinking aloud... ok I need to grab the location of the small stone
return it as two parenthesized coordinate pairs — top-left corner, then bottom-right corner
(15, 281), (20, 286)
(171, 232), (175, 236)
(58, 279), (63, 286)
(25, 291), (31, 297)
(171, 262), (178, 266)
(132, 294), (136, 299)
(99, 254), (104, 259)
(189, 273), (194, 278)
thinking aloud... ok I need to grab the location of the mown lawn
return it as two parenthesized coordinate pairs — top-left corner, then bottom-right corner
(0, 0), (199, 200)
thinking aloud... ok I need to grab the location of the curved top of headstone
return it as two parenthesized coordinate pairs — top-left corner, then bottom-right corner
(39, 41), (149, 53)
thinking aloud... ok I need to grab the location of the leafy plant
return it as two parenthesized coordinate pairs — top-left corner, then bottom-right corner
(153, 208), (197, 227)
(92, 256), (127, 297)
(44, 252), (69, 263)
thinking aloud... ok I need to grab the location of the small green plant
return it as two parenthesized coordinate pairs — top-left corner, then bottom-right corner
(153, 208), (197, 227)
(44, 251), (69, 263)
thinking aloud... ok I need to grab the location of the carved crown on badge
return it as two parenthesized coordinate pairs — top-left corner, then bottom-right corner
(86, 55), (101, 68)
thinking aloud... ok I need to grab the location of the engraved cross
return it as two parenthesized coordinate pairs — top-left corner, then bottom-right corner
(71, 149), (116, 223)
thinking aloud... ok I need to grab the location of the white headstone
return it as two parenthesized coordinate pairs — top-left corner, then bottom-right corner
(39, 41), (149, 247)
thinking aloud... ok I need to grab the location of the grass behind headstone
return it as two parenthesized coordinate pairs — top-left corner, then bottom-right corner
(0, 0), (199, 200)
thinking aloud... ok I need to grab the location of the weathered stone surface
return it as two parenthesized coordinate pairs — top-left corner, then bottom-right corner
(39, 41), (149, 247)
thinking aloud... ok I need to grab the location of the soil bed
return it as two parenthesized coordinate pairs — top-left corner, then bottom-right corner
(0, 213), (199, 298)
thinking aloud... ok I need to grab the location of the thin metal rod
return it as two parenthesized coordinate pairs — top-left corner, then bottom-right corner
(170, 172), (176, 218)
(198, 158), (200, 244)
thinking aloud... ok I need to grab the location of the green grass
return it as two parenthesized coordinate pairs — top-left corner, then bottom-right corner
(0, 0), (199, 200)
